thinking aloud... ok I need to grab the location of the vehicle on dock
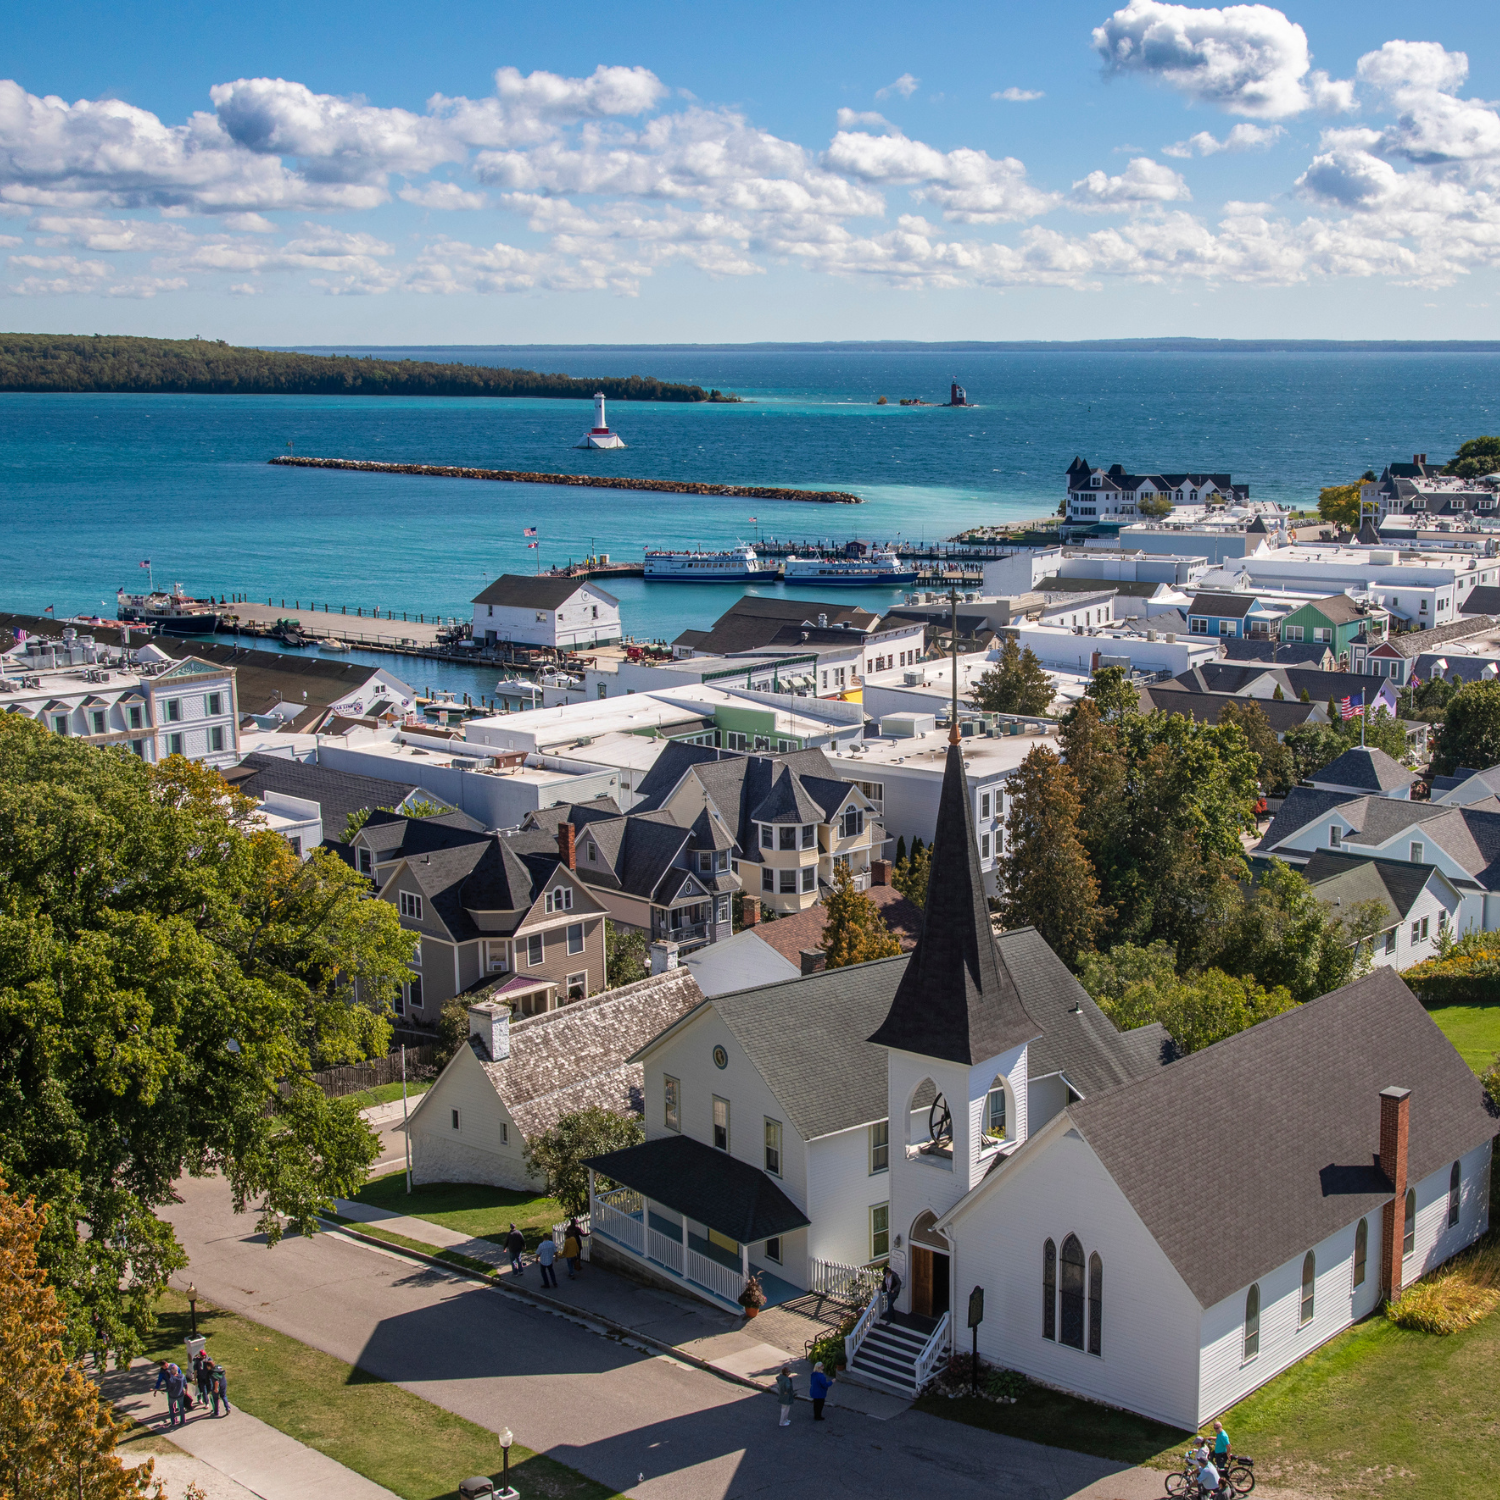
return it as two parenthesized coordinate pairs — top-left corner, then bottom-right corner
(782, 547), (919, 586)
(116, 583), (220, 635)
(269, 618), (309, 647)
(644, 543), (763, 581)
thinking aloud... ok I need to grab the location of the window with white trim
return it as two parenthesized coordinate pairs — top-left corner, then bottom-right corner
(870, 1203), (890, 1260)
(800, 866), (816, 893)
(712, 1096), (730, 1152)
(764, 1118), (782, 1177)
(664, 1075), (680, 1132)
(762, 867), (775, 892)
(869, 1120), (889, 1173)
(399, 891), (423, 919)
(527, 933), (544, 965)
(545, 885), (573, 913)
(566, 922), (584, 955)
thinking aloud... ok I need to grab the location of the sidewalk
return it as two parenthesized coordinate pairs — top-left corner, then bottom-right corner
(103, 1359), (400, 1500)
(330, 1197), (908, 1420)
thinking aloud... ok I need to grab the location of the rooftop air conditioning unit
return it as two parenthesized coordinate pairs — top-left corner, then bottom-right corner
(1165, 633), (1177, 643)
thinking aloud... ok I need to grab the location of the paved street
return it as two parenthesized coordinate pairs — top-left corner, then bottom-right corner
(164, 1173), (1158, 1500)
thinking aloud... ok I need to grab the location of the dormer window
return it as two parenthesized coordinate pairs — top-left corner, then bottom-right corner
(545, 885), (573, 913)
(1091, 475), (1100, 487)
(1410, 841), (1424, 864)
(840, 808), (864, 838)
(1329, 826), (1342, 849)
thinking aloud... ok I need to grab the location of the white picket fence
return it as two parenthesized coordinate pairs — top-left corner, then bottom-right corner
(552, 1215), (592, 1263)
(810, 1257), (884, 1306)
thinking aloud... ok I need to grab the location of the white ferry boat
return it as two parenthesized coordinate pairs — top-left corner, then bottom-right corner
(643, 544), (763, 581)
(782, 548), (919, 586)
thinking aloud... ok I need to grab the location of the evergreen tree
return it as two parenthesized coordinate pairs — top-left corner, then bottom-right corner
(895, 834), (907, 865)
(969, 637), (1055, 717)
(1218, 700), (1295, 796)
(0, 1180), (163, 1499)
(1272, 684), (1285, 701)
(892, 844), (931, 909)
(998, 747), (1104, 966)
(1084, 665), (1139, 723)
(822, 867), (903, 969)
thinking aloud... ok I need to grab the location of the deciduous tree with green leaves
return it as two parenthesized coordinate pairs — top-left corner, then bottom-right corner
(0, 719), (416, 1363)
(1431, 679), (1500, 776)
(1442, 436), (1500, 480)
(1094, 965), (1297, 1055)
(998, 746), (1105, 966)
(525, 1106), (644, 1219)
(1218, 700), (1295, 797)
(822, 866), (902, 969)
(1083, 665), (1139, 724)
(969, 638), (1055, 717)
(1317, 483), (1363, 532)
(606, 920), (649, 987)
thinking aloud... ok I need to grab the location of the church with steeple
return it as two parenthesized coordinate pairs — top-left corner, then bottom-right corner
(585, 670), (1494, 1429)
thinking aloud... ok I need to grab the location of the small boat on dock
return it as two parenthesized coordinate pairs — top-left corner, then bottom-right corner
(316, 638), (351, 654)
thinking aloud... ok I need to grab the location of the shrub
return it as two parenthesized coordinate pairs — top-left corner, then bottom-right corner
(1386, 1235), (1500, 1334)
(986, 1367), (1028, 1401)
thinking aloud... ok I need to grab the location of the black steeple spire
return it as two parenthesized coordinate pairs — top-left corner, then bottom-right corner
(868, 590), (1041, 1065)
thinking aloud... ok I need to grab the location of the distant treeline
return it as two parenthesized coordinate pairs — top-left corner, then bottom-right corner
(0, 333), (734, 402)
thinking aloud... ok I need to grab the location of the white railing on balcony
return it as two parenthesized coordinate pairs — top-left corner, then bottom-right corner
(647, 1226), (685, 1276)
(843, 1290), (883, 1371)
(913, 1310), (951, 1391)
(591, 1196), (644, 1255)
(686, 1247), (742, 1305)
(810, 1257), (883, 1306)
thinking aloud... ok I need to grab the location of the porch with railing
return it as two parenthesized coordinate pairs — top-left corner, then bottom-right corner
(589, 1185), (749, 1312)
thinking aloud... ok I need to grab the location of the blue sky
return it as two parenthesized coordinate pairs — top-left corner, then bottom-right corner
(3, 0), (1499, 341)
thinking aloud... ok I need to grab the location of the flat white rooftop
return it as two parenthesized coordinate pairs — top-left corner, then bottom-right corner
(830, 725), (1061, 780)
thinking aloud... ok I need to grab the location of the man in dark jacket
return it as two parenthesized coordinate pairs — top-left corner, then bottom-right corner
(153, 1361), (188, 1427)
(504, 1224), (526, 1276)
(210, 1361), (230, 1416)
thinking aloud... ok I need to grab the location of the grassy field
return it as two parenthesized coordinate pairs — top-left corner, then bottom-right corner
(346, 1079), (433, 1109)
(348, 1169), (564, 1249)
(1427, 1002), (1500, 1074)
(137, 1290), (617, 1500)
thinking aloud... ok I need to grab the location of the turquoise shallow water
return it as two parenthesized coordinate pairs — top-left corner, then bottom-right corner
(3, 347), (1498, 695)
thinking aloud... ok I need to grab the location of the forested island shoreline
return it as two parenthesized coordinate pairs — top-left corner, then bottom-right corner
(0, 333), (737, 402)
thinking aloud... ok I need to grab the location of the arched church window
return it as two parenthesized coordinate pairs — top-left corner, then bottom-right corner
(1243, 1283), (1260, 1360)
(1042, 1239), (1056, 1341)
(1448, 1161), (1461, 1228)
(1087, 1252), (1102, 1356)
(1353, 1218), (1368, 1288)
(1403, 1188), (1416, 1256)
(1060, 1234), (1085, 1349)
(1300, 1252), (1315, 1327)
(984, 1077), (1007, 1141)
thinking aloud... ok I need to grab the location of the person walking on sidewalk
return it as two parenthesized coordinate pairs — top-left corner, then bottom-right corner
(563, 1219), (586, 1279)
(504, 1223), (526, 1276)
(775, 1365), (795, 1427)
(809, 1362), (833, 1421)
(536, 1232), (559, 1288)
(209, 1361), (230, 1417)
(193, 1348), (213, 1410)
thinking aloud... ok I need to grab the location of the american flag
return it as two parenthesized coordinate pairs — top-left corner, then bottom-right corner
(747, 516), (757, 523)
(140, 559), (151, 568)
(1339, 692), (1365, 720)
(523, 527), (537, 537)
(1408, 670), (1422, 688)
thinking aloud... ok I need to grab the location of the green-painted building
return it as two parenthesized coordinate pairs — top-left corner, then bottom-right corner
(1279, 595), (1387, 661)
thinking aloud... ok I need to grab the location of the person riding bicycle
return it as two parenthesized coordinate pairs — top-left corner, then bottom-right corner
(1194, 1456), (1223, 1497)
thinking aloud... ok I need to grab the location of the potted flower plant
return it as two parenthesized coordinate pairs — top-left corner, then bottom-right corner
(738, 1274), (767, 1319)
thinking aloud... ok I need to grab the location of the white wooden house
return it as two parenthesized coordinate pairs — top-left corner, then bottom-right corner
(471, 575), (621, 651)
(585, 726), (1496, 1425)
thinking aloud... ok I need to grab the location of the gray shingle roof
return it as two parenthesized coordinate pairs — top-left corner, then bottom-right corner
(471, 575), (615, 610)
(1302, 850), (1441, 923)
(751, 766), (824, 825)
(1188, 593), (1260, 618)
(1459, 586), (1500, 618)
(1378, 616), (1496, 658)
(231, 753), (422, 835)
(1257, 787), (1365, 851)
(1069, 968), (1499, 1309)
(1310, 746), (1419, 793)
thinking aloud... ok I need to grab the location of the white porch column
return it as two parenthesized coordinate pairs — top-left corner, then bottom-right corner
(681, 1215), (689, 1261)
(588, 1167), (596, 1218)
(741, 1242), (749, 1284)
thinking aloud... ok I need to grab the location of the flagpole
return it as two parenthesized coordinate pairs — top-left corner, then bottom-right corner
(1361, 691), (1366, 748)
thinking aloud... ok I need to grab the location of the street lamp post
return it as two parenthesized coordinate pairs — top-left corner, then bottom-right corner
(186, 1283), (198, 1338)
(497, 1427), (518, 1499)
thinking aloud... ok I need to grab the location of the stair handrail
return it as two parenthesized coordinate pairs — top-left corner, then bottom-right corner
(843, 1290), (882, 1372)
(913, 1309), (951, 1391)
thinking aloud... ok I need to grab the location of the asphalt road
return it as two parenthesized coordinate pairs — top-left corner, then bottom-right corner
(164, 1174), (1148, 1500)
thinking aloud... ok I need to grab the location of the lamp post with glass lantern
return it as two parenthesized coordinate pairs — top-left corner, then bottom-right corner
(496, 1427), (518, 1499)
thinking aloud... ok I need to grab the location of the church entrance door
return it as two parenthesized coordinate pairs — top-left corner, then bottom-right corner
(910, 1246), (950, 1319)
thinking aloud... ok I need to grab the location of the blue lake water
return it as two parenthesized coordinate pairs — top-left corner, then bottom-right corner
(3, 344), (1498, 701)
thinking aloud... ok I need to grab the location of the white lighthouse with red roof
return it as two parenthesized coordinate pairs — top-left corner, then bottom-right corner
(576, 391), (626, 449)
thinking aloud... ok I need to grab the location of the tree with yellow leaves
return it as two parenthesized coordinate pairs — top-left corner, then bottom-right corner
(0, 1178), (161, 1500)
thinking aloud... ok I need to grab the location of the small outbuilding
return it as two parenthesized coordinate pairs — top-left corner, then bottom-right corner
(470, 575), (621, 651)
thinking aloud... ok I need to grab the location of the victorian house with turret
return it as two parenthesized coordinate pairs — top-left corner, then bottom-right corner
(585, 724), (1496, 1427)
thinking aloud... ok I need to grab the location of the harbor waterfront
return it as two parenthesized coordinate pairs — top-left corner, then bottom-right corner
(3, 345), (1499, 648)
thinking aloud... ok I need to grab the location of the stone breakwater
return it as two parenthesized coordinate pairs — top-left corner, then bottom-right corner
(269, 454), (862, 504)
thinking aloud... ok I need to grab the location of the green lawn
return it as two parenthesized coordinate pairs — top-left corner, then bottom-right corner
(1427, 1002), (1500, 1074)
(137, 1291), (617, 1500)
(345, 1079), (433, 1110)
(348, 1169), (564, 1249)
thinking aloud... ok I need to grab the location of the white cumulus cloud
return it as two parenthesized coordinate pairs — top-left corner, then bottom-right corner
(1091, 1), (1353, 118)
(1071, 156), (1192, 210)
(875, 74), (920, 100)
(1163, 122), (1284, 157)
(994, 88), (1045, 102)
(399, 181), (486, 209)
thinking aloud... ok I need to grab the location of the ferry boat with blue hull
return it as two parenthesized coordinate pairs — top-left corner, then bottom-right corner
(782, 548), (918, 586)
(644, 544), (763, 581)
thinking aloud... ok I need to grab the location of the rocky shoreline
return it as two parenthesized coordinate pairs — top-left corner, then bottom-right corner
(269, 455), (862, 503)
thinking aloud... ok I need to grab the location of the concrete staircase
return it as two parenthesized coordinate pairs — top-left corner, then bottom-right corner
(845, 1318), (937, 1397)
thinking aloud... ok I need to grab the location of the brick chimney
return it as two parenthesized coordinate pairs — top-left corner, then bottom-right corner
(741, 895), (760, 929)
(871, 858), (892, 886)
(800, 949), (826, 977)
(557, 820), (576, 871)
(1378, 1085), (1411, 1302)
